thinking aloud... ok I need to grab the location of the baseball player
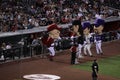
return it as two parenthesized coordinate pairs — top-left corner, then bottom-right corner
(82, 21), (93, 57)
(94, 19), (105, 55)
(71, 20), (83, 58)
(42, 23), (61, 61)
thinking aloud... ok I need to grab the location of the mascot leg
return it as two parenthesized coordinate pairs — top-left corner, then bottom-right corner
(48, 47), (55, 61)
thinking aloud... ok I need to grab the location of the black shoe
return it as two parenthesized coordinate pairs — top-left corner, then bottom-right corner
(49, 58), (53, 61)
(84, 54), (87, 56)
(90, 55), (93, 57)
(49, 56), (54, 61)
(100, 53), (103, 55)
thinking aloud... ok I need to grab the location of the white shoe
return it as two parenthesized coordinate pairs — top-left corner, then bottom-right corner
(78, 55), (84, 58)
(75, 61), (79, 64)
(75, 58), (79, 64)
(0, 55), (4, 60)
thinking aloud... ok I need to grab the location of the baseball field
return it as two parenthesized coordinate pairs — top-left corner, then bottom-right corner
(73, 55), (120, 79)
(0, 40), (120, 80)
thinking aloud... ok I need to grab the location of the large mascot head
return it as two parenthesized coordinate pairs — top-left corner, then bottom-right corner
(71, 20), (83, 37)
(42, 23), (61, 47)
(47, 23), (61, 39)
(94, 19), (105, 34)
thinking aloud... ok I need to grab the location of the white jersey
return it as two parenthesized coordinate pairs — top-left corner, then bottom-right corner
(83, 33), (93, 56)
(84, 33), (92, 44)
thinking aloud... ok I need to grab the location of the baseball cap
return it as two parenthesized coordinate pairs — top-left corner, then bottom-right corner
(94, 19), (105, 27)
(47, 23), (61, 32)
(82, 22), (91, 30)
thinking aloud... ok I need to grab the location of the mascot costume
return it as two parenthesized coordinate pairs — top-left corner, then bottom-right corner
(42, 23), (61, 61)
(94, 19), (105, 55)
(82, 22), (93, 57)
(70, 20), (84, 63)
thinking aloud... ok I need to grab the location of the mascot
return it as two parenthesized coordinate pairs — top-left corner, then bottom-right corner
(82, 22), (93, 57)
(42, 23), (61, 61)
(70, 20), (84, 64)
(94, 19), (105, 55)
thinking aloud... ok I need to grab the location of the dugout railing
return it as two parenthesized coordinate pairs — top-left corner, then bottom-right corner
(0, 30), (119, 63)
(0, 17), (120, 63)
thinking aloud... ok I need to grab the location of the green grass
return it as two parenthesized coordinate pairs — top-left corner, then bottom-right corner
(72, 55), (120, 79)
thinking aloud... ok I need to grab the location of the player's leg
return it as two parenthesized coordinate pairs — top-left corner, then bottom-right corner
(96, 43), (100, 55)
(87, 44), (93, 56)
(83, 45), (87, 56)
(98, 42), (103, 55)
(78, 44), (83, 58)
(48, 47), (55, 61)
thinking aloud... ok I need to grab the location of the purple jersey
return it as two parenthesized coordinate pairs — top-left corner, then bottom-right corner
(94, 34), (104, 41)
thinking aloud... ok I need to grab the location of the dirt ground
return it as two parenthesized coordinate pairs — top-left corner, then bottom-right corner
(0, 40), (120, 80)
